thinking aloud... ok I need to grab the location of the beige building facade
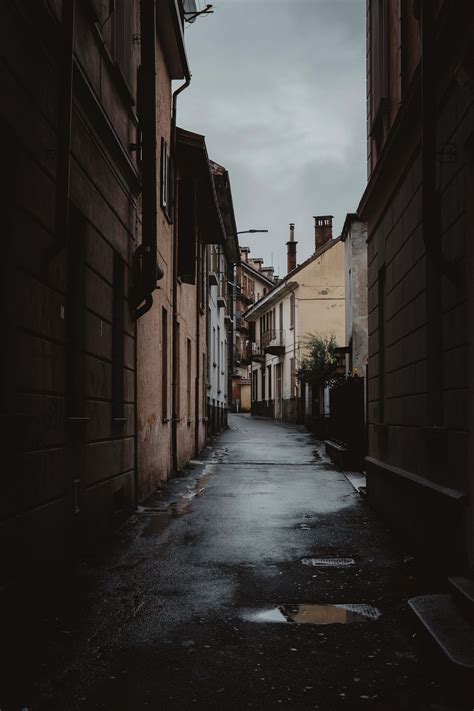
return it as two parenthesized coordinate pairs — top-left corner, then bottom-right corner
(245, 219), (345, 423)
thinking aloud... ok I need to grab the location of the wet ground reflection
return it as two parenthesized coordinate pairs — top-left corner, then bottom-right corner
(244, 603), (382, 625)
(140, 474), (211, 537)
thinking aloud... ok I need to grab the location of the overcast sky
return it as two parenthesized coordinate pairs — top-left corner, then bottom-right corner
(178, 0), (366, 277)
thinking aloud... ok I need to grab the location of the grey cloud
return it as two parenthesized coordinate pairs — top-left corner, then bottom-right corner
(180, 0), (366, 273)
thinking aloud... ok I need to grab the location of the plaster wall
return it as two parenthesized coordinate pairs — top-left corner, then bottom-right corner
(297, 241), (346, 357)
(175, 280), (207, 469)
(345, 221), (368, 377)
(207, 247), (229, 414)
(136, 37), (174, 500)
(249, 240), (345, 422)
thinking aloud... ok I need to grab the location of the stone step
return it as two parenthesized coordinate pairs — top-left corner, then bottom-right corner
(408, 594), (474, 669)
(449, 577), (474, 625)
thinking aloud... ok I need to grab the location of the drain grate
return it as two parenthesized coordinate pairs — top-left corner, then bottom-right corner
(302, 557), (355, 567)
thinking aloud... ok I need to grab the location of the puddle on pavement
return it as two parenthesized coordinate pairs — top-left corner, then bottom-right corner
(244, 603), (381, 625)
(141, 475), (211, 537)
(302, 557), (356, 568)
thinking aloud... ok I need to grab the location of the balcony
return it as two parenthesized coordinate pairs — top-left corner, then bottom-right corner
(261, 329), (285, 355)
(249, 342), (265, 363)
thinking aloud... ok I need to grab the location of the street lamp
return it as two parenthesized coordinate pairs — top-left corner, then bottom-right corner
(227, 229), (269, 236)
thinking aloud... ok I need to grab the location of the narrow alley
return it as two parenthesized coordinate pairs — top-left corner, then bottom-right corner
(3, 416), (469, 710)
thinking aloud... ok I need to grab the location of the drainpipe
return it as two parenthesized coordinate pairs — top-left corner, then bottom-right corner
(134, 0), (163, 321)
(421, 0), (443, 426)
(194, 231), (201, 456)
(54, 0), (75, 253)
(293, 289), (297, 420)
(171, 73), (192, 472)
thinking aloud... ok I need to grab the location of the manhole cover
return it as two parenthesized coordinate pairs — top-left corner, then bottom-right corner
(302, 557), (355, 567)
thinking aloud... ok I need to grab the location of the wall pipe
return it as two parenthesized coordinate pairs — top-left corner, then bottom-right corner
(53, 0), (75, 253)
(194, 224), (201, 456)
(421, 0), (443, 426)
(171, 72), (192, 472)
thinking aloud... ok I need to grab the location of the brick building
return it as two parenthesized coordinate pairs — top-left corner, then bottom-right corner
(359, 0), (474, 565)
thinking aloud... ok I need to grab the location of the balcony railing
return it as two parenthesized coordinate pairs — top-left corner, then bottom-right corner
(261, 329), (285, 351)
(249, 342), (265, 361)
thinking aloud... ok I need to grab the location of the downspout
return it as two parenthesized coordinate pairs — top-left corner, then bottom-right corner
(293, 289), (297, 421)
(171, 73), (191, 472)
(421, 0), (443, 427)
(227, 261), (235, 418)
(53, 0), (75, 253)
(195, 230), (201, 456)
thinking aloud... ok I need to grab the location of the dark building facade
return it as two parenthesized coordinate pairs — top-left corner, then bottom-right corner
(0, 0), (190, 578)
(359, 0), (474, 566)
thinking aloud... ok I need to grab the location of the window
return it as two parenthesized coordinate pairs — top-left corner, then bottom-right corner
(370, 0), (389, 152)
(267, 365), (272, 400)
(113, 0), (132, 87)
(252, 369), (258, 401)
(161, 308), (168, 420)
(199, 243), (205, 309)
(160, 138), (171, 216)
(290, 293), (295, 329)
(279, 302), (283, 331)
(187, 338), (192, 421)
(372, 0), (388, 110)
(176, 322), (181, 418)
(217, 326), (221, 391)
(112, 253), (125, 420)
(290, 357), (296, 397)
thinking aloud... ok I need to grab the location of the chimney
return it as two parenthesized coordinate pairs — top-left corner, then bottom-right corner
(286, 223), (297, 273)
(314, 215), (333, 251)
(240, 246), (250, 262)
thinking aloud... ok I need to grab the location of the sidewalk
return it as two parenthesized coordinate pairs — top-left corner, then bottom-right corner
(2, 414), (471, 710)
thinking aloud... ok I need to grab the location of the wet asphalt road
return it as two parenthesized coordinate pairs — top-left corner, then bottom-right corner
(3, 414), (473, 710)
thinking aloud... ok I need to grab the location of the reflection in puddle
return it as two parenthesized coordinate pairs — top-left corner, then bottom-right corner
(141, 474), (211, 536)
(301, 557), (356, 568)
(244, 603), (381, 625)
